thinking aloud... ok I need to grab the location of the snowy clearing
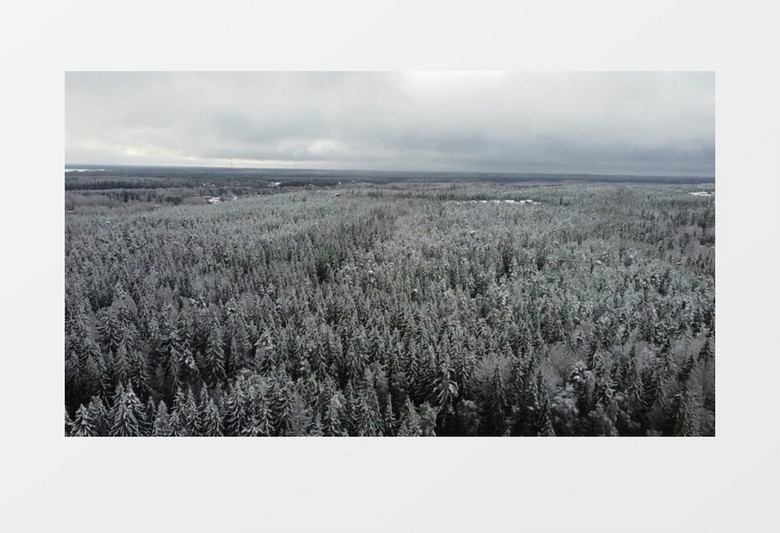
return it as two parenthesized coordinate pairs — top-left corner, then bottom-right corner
(446, 199), (538, 205)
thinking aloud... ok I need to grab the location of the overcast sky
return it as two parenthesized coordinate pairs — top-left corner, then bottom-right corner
(65, 71), (714, 176)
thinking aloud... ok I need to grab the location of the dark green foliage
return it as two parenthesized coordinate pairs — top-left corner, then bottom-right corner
(65, 182), (714, 436)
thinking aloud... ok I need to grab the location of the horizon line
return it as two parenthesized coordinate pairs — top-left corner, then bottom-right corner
(64, 163), (715, 180)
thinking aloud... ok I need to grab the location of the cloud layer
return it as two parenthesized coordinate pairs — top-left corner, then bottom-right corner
(65, 71), (714, 176)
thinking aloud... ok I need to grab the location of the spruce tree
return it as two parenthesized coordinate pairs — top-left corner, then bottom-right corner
(418, 403), (438, 436)
(199, 397), (223, 436)
(111, 341), (132, 389)
(398, 399), (422, 437)
(241, 418), (266, 436)
(128, 348), (149, 398)
(322, 393), (347, 437)
(65, 408), (74, 436)
(309, 414), (324, 436)
(109, 384), (143, 437)
(487, 367), (507, 436)
(533, 376), (555, 436)
(70, 405), (97, 437)
(97, 309), (123, 355)
(204, 320), (227, 388)
(433, 355), (459, 410)
(672, 387), (700, 436)
(252, 394), (274, 436)
(86, 396), (109, 436)
(353, 388), (382, 436)
(382, 398), (396, 436)
(153, 401), (173, 436)
(173, 387), (199, 436)
(222, 381), (248, 436)
(269, 377), (293, 436)
(169, 410), (185, 437)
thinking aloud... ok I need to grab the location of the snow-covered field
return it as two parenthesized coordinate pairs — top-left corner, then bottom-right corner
(447, 199), (538, 205)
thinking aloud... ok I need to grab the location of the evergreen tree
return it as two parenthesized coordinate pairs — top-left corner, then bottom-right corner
(418, 403), (438, 436)
(382, 398), (396, 436)
(241, 417), (267, 436)
(322, 392), (347, 437)
(110, 341), (132, 389)
(65, 408), (74, 436)
(173, 387), (199, 436)
(169, 410), (185, 437)
(433, 355), (459, 411)
(288, 391), (313, 436)
(203, 319), (227, 388)
(222, 381), (249, 436)
(398, 399), (422, 437)
(309, 414), (325, 436)
(96, 309), (123, 355)
(128, 348), (150, 398)
(86, 396), (109, 436)
(353, 386), (383, 436)
(252, 394), (274, 436)
(672, 387), (700, 436)
(109, 384), (144, 436)
(532, 375), (555, 436)
(142, 396), (156, 435)
(153, 401), (173, 436)
(70, 405), (97, 437)
(269, 377), (294, 436)
(698, 338), (713, 364)
(199, 397), (223, 436)
(486, 367), (507, 436)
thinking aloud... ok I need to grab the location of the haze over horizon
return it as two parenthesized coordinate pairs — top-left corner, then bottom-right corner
(65, 72), (715, 177)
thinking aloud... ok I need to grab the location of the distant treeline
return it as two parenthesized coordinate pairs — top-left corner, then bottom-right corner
(66, 166), (715, 187)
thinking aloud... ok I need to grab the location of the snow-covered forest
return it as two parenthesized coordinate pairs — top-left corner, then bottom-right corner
(65, 177), (715, 436)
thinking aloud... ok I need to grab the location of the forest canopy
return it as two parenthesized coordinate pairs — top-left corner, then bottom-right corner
(65, 177), (715, 436)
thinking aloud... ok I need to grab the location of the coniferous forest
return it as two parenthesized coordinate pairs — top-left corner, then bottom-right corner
(65, 173), (715, 436)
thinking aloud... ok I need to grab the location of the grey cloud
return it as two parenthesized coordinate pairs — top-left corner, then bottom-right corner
(65, 71), (714, 176)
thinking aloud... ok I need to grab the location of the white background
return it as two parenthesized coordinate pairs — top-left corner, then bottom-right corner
(0, 0), (778, 531)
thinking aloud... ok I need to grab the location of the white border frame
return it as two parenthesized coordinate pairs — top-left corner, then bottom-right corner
(1, 1), (778, 532)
